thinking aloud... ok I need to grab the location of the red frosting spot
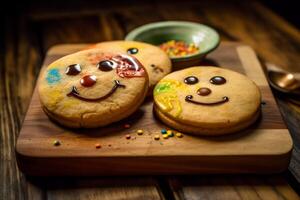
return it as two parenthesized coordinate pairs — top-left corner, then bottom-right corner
(112, 55), (145, 78)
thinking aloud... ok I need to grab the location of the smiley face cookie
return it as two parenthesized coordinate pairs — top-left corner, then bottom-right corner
(94, 41), (172, 90)
(39, 48), (149, 128)
(153, 67), (261, 135)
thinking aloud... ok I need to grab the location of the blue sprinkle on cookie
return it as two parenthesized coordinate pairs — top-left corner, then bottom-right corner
(46, 68), (61, 84)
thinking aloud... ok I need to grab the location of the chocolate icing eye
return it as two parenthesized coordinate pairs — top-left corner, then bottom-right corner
(127, 48), (138, 55)
(97, 60), (116, 72)
(65, 64), (81, 75)
(184, 76), (199, 85)
(210, 76), (226, 85)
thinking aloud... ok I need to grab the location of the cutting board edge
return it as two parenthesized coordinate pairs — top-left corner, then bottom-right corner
(16, 151), (291, 176)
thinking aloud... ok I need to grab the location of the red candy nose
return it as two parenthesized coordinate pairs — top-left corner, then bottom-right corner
(80, 75), (97, 87)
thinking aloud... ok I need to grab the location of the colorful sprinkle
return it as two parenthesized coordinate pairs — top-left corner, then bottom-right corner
(125, 134), (131, 139)
(176, 132), (183, 138)
(53, 140), (61, 146)
(163, 134), (169, 139)
(46, 68), (61, 84)
(161, 129), (167, 134)
(154, 135), (160, 140)
(124, 124), (131, 128)
(137, 129), (143, 135)
(159, 40), (199, 57)
(167, 130), (174, 137)
(95, 143), (102, 149)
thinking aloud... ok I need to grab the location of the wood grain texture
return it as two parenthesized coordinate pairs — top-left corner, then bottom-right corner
(169, 175), (300, 200)
(1, 0), (300, 199)
(16, 42), (292, 176)
(28, 177), (163, 200)
(1, 14), (42, 200)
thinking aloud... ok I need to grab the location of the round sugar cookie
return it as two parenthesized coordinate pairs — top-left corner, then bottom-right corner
(94, 41), (171, 90)
(39, 48), (149, 128)
(153, 66), (261, 135)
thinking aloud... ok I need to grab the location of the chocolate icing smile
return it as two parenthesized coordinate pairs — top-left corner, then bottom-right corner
(67, 80), (125, 102)
(185, 95), (229, 105)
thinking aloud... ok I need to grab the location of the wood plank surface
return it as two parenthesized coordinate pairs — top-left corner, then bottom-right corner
(1, 0), (300, 199)
(27, 177), (163, 200)
(169, 175), (300, 200)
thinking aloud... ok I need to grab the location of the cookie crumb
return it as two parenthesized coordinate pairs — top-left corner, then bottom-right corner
(53, 140), (61, 146)
(154, 135), (160, 140)
(95, 143), (101, 149)
(137, 129), (144, 135)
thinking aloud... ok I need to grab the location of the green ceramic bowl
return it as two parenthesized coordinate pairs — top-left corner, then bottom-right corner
(125, 21), (220, 67)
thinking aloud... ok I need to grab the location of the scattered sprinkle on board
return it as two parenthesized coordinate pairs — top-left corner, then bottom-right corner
(125, 134), (131, 139)
(167, 130), (174, 137)
(53, 140), (61, 146)
(176, 132), (183, 138)
(124, 124), (130, 128)
(137, 129), (143, 135)
(161, 129), (167, 134)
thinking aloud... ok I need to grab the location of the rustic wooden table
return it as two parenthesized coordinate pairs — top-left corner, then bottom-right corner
(1, 0), (300, 199)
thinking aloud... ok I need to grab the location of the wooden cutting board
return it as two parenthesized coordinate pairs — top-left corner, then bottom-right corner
(16, 42), (293, 176)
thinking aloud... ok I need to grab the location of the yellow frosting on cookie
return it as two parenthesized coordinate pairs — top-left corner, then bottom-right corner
(153, 79), (188, 117)
(46, 89), (64, 109)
